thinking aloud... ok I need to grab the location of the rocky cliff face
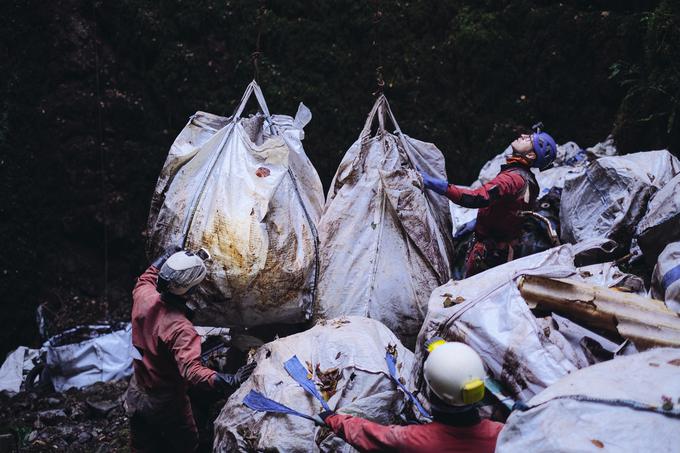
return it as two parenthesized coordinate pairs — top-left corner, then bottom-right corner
(1, 0), (678, 356)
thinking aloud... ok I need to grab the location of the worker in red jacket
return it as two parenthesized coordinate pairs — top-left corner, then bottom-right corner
(315, 341), (503, 453)
(421, 125), (557, 277)
(126, 247), (256, 453)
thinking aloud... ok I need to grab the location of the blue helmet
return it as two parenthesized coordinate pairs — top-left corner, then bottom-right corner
(531, 123), (557, 170)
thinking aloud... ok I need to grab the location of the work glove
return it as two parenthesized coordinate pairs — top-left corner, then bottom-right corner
(311, 410), (335, 427)
(151, 244), (182, 269)
(214, 362), (257, 392)
(419, 171), (449, 195)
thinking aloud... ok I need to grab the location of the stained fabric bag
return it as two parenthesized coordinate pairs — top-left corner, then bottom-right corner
(315, 96), (453, 347)
(412, 240), (617, 403)
(496, 348), (680, 452)
(560, 150), (680, 249)
(213, 316), (419, 453)
(146, 81), (324, 326)
(635, 173), (680, 263)
(651, 241), (680, 314)
(44, 324), (133, 392)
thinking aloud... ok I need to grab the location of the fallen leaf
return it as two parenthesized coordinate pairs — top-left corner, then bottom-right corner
(591, 439), (604, 448)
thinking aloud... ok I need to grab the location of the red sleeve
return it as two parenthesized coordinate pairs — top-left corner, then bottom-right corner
(326, 414), (406, 452)
(162, 319), (217, 389)
(446, 170), (526, 208)
(132, 265), (160, 303)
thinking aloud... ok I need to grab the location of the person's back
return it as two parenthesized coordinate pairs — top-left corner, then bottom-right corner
(325, 411), (503, 453)
(131, 265), (212, 393)
(126, 249), (256, 452)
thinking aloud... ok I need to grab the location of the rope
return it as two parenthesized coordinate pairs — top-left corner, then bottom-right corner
(252, 2), (265, 82)
(371, 0), (385, 97)
(93, 2), (109, 319)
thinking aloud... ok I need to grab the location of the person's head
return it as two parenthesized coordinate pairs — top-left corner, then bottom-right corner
(510, 123), (557, 170)
(157, 250), (208, 298)
(423, 341), (486, 413)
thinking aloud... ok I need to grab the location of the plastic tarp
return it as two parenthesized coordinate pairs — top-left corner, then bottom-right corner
(147, 81), (324, 326)
(0, 347), (39, 395)
(652, 241), (680, 314)
(412, 240), (616, 403)
(636, 173), (680, 263)
(496, 348), (680, 452)
(560, 150), (680, 248)
(315, 96), (453, 347)
(45, 324), (133, 392)
(213, 316), (418, 453)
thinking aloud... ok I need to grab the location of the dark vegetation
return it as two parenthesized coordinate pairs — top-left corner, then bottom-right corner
(1, 0), (679, 357)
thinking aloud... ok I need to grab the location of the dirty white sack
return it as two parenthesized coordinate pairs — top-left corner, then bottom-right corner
(45, 324), (133, 392)
(560, 150), (680, 247)
(412, 239), (616, 403)
(652, 241), (680, 314)
(213, 316), (418, 453)
(315, 96), (453, 347)
(635, 173), (680, 263)
(0, 346), (39, 395)
(147, 81), (324, 326)
(496, 348), (680, 453)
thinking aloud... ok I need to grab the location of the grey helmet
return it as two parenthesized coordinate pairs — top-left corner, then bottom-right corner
(158, 251), (207, 296)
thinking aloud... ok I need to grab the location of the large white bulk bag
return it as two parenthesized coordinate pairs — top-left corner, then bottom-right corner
(314, 96), (453, 347)
(496, 348), (680, 452)
(560, 150), (680, 248)
(213, 316), (419, 453)
(146, 81), (324, 326)
(636, 173), (680, 263)
(412, 240), (617, 403)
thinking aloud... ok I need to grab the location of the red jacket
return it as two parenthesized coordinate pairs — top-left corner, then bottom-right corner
(131, 266), (216, 393)
(326, 414), (503, 453)
(447, 163), (538, 242)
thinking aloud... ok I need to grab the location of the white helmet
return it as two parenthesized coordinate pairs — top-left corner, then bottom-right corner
(423, 342), (486, 407)
(158, 251), (207, 296)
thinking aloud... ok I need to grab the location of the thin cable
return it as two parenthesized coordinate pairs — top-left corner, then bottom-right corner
(252, 2), (265, 82)
(371, 0), (385, 97)
(93, 2), (109, 319)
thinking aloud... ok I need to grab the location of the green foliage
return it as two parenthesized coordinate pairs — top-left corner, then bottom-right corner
(611, 0), (680, 150)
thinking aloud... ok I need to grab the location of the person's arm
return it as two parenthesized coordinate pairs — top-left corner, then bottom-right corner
(325, 414), (407, 452)
(132, 266), (161, 303)
(446, 170), (526, 208)
(163, 320), (217, 390)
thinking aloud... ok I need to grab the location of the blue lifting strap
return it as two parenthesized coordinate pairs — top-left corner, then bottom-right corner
(385, 351), (431, 419)
(284, 355), (332, 412)
(243, 390), (317, 422)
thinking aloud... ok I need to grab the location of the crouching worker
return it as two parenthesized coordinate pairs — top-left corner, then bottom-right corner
(421, 124), (557, 277)
(315, 341), (503, 453)
(126, 247), (257, 453)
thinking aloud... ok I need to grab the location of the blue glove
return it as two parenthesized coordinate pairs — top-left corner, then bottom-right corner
(420, 171), (449, 195)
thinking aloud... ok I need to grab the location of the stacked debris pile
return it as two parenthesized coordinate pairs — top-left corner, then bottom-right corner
(560, 150), (680, 254)
(213, 316), (421, 452)
(496, 348), (680, 452)
(412, 240), (637, 402)
(635, 173), (680, 264)
(315, 96), (453, 347)
(147, 81), (324, 327)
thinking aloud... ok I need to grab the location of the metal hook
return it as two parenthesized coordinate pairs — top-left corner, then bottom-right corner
(531, 121), (544, 134)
